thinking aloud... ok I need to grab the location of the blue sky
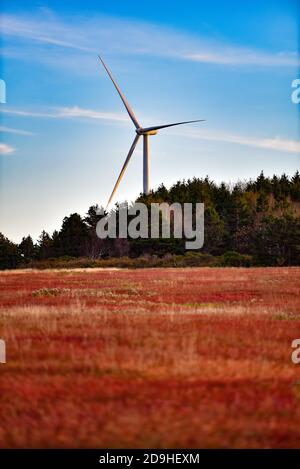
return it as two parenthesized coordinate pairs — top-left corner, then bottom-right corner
(0, 0), (299, 241)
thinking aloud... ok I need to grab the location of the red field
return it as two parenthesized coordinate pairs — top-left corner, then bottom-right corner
(0, 267), (300, 448)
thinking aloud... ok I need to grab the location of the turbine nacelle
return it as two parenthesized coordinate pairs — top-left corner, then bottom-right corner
(136, 128), (158, 136)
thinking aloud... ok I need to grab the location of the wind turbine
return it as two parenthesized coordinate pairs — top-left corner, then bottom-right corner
(98, 55), (205, 208)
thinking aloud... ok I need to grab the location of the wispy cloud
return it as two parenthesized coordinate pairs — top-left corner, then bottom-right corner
(58, 106), (128, 122)
(0, 143), (15, 154)
(173, 127), (300, 154)
(186, 50), (299, 66)
(0, 13), (94, 53)
(2, 106), (128, 123)
(2, 105), (299, 154)
(0, 125), (34, 136)
(1, 11), (299, 68)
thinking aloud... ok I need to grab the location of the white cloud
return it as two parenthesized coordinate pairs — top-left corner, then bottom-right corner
(2, 106), (128, 123)
(0, 125), (34, 136)
(0, 13), (94, 52)
(1, 11), (299, 68)
(58, 106), (128, 122)
(173, 127), (300, 154)
(186, 50), (299, 67)
(1, 108), (54, 118)
(2, 105), (299, 154)
(0, 143), (15, 154)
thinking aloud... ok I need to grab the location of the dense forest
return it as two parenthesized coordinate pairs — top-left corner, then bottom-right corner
(1, 172), (300, 269)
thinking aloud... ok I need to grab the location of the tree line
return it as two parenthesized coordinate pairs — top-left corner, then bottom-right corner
(1, 171), (300, 269)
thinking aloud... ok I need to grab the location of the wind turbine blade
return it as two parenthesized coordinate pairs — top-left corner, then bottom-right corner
(106, 134), (140, 208)
(142, 119), (205, 133)
(98, 55), (140, 129)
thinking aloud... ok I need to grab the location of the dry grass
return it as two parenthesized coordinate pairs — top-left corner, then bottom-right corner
(0, 267), (300, 448)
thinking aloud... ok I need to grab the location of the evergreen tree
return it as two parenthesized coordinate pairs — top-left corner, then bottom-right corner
(37, 231), (53, 259)
(1, 172), (300, 268)
(58, 213), (90, 257)
(19, 235), (36, 262)
(255, 215), (300, 266)
(0, 233), (22, 269)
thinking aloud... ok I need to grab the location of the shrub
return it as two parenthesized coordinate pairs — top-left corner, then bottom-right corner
(32, 288), (71, 297)
(221, 251), (254, 267)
